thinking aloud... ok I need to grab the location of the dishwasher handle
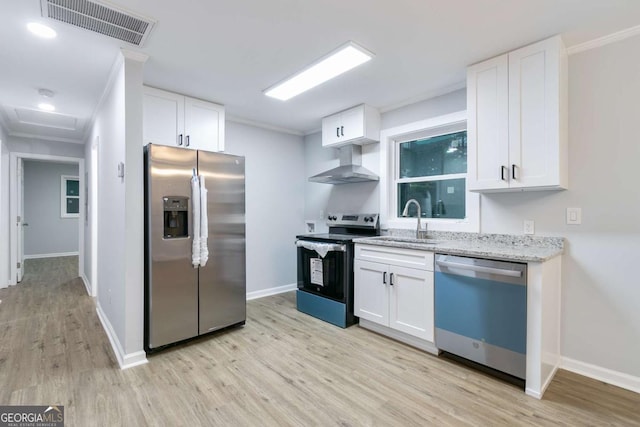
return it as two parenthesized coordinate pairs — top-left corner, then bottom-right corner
(436, 259), (522, 278)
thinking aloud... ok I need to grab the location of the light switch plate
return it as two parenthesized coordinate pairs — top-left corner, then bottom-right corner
(523, 220), (535, 235)
(567, 208), (582, 225)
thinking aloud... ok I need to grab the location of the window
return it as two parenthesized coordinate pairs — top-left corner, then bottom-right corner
(396, 131), (467, 219)
(379, 111), (479, 232)
(61, 175), (80, 218)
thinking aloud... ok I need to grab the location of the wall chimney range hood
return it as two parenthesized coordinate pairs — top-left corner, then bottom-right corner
(309, 145), (379, 184)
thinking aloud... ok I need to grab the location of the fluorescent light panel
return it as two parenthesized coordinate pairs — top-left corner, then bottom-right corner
(27, 22), (57, 39)
(265, 41), (374, 101)
(38, 103), (55, 112)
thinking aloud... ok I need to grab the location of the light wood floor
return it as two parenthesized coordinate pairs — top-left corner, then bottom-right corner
(1, 257), (639, 426)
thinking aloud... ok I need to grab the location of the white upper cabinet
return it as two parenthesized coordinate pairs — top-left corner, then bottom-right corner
(467, 36), (568, 192)
(143, 86), (225, 152)
(321, 104), (380, 147)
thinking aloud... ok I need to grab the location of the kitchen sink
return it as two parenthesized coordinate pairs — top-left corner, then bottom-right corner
(364, 236), (442, 245)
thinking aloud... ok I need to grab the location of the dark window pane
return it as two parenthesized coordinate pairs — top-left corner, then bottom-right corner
(66, 179), (79, 196)
(398, 178), (466, 219)
(67, 198), (79, 214)
(399, 131), (467, 178)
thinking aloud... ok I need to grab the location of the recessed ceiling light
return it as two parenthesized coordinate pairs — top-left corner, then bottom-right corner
(27, 22), (57, 39)
(38, 103), (56, 112)
(264, 41), (374, 101)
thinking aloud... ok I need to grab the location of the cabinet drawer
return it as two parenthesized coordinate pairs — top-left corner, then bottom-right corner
(355, 244), (433, 271)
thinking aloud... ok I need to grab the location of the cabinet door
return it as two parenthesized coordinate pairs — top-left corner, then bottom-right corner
(508, 37), (562, 189)
(354, 260), (389, 325)
(184, 97), (225, 152)
(321, 113), (342, 147)
(340, 105), (365, 141)
(467, 55), (510, 191)
(143, 87), (185, 147)
(389, 265), (433, 341)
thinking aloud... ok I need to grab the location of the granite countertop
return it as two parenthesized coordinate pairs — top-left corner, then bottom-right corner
(353, 230), (564, 263)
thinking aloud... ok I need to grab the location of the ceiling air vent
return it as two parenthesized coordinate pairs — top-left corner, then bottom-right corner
(40, 0), (155, 46)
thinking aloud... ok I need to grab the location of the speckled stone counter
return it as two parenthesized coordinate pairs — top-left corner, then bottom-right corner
(353, 229), (564, 263)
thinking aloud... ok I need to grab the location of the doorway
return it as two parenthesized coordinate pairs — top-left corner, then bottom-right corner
(9, 153), (85, 290)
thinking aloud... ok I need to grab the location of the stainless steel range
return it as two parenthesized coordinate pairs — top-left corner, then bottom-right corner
(296, 213), (380, 327)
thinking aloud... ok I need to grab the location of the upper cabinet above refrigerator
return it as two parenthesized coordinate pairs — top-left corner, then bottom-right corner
(467, 36), (568, 192)
(143, 86), (226, 152)
(322, 104), (380, 148)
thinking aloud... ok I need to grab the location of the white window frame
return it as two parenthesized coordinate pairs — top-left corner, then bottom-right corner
(379, 111), (479, 232)
(61, 175), (80, 218)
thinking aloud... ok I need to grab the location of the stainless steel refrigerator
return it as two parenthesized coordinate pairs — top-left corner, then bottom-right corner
(144, 144), (246, 351)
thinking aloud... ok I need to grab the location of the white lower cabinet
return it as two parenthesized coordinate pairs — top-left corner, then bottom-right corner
(354, 244), (435, 349)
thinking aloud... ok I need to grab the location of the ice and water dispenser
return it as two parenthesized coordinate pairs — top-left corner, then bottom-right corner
(163, 196), (188, 238)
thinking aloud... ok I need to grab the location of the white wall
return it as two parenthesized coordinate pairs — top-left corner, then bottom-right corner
(225, 121), (305, 293)
(0, 126), (9, 287)
(23, 160), (79, 256)
(88, 52), (146, 366)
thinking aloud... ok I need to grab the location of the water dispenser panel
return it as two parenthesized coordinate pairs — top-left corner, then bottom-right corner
(163, 196), (189, 239)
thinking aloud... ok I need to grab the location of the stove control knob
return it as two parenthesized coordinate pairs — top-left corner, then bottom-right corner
(364, 217), (370, 222)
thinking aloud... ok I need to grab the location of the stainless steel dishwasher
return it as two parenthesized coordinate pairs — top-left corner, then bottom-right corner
(434, 254), (527, 380)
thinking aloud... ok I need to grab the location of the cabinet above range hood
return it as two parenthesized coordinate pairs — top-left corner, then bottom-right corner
(309, 145), (379, 184)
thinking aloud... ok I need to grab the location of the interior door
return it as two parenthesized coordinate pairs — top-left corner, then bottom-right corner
(16, 158), (24, 282)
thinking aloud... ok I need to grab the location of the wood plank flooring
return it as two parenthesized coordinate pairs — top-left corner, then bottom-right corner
(1, 256), (639, 426)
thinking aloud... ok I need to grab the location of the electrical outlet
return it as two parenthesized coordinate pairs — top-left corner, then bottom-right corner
(523, 220), (535, 235)
(566, 208), (582, 225)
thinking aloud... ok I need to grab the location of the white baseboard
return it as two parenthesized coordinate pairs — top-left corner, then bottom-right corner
(80, 273), (91, 296)
(96, 302), (148, 370)
(562, 357), (640, 394)
(247, 283), (296, 301)
(24, 251), (79, 260)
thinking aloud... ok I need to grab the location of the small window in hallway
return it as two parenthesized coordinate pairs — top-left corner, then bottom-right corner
(61, 175), (79, 218)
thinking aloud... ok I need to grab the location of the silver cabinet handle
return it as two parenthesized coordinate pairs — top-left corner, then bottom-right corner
(186, 135), (190, 147)
(436, 260), (522, 278)
(178, 134), (183, 146)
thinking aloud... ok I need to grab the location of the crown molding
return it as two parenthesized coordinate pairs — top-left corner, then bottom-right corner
(8, 131), (84, 145)
(567, 24), (640, 56)
(226, 115), (304, 136)
(121, 48), (150, 63)
(379, 81), (466, 114)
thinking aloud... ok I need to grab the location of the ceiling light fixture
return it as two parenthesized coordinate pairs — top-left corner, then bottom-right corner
(264, 41), (374, 101)
(38, 103), (56, 112)
(38, 88), (55, 98)
(27, 22), (57, 39)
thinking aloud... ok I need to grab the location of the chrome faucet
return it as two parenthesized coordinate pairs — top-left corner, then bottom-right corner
(402, 199), (428, 239)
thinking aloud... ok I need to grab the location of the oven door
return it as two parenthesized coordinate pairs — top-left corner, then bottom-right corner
(297, 243), (349, 303)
